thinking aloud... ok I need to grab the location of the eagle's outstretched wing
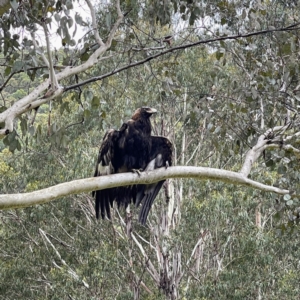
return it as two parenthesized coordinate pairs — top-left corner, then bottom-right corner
(93, 129), (118, 220)
(136, 136), (173, 224)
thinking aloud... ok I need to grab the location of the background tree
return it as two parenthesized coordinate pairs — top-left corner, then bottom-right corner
(2, 0), (300, 299)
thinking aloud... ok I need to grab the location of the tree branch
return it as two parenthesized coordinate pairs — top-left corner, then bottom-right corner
(0, 15), (298, 141)
(1, 21), (299, 137)
(240, 124), (292, 177)
(31, 31), (50, 68)
(0, 166), (290, 211)
(39, 228), (89, 288)
(0, 1), (123, 138)
(64, 22), (300, 91)
(85, 0), (104, 47)
(42, 22), (59, 90)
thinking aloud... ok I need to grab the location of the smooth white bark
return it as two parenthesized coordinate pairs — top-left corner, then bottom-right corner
(0, 166), (289, 211)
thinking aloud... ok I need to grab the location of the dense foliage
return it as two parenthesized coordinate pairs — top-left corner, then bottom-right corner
(2, 0), (300, 299)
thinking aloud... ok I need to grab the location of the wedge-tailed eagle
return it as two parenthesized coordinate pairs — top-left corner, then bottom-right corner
(93, 107), (172, 224)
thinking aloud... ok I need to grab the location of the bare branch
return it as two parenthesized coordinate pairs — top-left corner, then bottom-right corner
(85, 0), (104, 46)
(39, 228), (89, 288)
(106, 0), (123, 45)
(42, 22), (59, 89)
(0, 166), (290, 211)
(132, 46), (166, 51)
(282, 144), (300, 155)
(240, 124), (292, 177)
(284, 130), (300, 143)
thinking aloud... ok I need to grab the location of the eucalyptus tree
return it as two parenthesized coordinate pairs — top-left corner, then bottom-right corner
(2, 0), (300, 299)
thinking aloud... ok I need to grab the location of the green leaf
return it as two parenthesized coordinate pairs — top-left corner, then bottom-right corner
(80, 52), (89, 61)
(20, 117), (27, 136)
(67, 17), (73, 28)
(207, 123), (214, 131)
(2, 135), (9, 146)
(84, 90), (94, 102)
(282, 43), (291, 55)
(16, 140), (21, 151)
(110, 40), (118, 51)
(9, 139), (18, 152)
(84, 109), (91, 118)
(265, 159), (274, 168)
(54, 13), (60, 22)
(216, 51), (224, 60)
(91, 96), (100, 109)
(28, 125), (35, 136)
(277, 165), (287, 174)
(75, 13), (83, 25)
(10, 0), (18, 11)
(106, 13), (111, 28)
(66, 0), (73, 9)
(189, 11), (197, 25)
(214, 126), (221, 134)
(69, 39), (76, 46)
(4, 66), (11, 76)
(12, 61), (23, 72)
(51, 123), (58, 133)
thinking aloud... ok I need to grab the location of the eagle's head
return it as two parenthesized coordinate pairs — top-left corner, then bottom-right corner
(132, 107), (157, 120)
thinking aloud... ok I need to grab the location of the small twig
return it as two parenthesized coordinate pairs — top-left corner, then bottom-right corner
(65, 118), (85, 130)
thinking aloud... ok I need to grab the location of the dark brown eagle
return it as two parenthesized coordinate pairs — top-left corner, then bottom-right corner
(92, 107), (172, 225)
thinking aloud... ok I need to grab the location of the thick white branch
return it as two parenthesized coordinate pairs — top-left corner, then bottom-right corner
(240, 124), (292, 177)
(284, 130), (300, 143)
(0, 86), (65, 134)
(0, 166), (289, 211)
(240, 134), (267, 177)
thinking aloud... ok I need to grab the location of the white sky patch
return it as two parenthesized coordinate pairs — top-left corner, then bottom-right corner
(42, 0), (91, 48)
(3, 0), (92, 49)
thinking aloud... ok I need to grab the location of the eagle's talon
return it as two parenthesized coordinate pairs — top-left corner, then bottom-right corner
(132, 168), (143, 176)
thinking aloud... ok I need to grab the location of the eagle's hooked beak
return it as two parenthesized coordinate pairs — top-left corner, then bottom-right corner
(147, 108), (157, 115)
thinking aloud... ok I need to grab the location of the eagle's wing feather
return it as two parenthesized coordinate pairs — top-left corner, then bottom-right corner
(138, 181), (165, 225)
(93, 129), (118, 219)
(137, 136), (173, 224)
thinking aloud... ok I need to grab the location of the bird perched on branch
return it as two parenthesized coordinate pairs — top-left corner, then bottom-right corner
(92, 107), (172, 225)
(162, 35), (173, 46)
